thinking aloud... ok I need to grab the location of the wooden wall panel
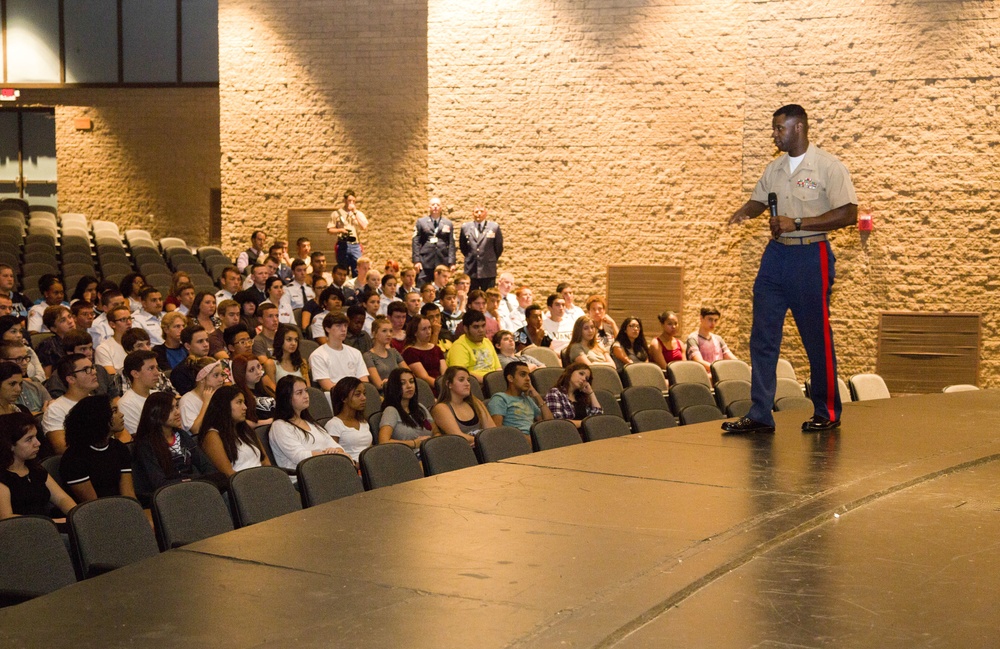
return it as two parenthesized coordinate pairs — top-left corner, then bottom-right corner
(876, 312), (980, 394)
(607, 266), (683, 340)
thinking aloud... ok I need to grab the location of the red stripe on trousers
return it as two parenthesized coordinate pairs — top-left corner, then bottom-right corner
(818, 244), (836, 421)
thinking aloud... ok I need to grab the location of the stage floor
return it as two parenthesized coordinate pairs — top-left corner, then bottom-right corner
(3, 390), (999, 648)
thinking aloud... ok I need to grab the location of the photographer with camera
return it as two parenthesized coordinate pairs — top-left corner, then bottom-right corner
(327, 189), (369, 278)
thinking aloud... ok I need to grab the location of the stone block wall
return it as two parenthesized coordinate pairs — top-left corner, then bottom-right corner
(17, 87), (220, 244)
(217, 0), (429, 265)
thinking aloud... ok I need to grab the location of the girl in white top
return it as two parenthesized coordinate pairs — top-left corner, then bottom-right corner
(325, 376), (372, 462)
(264, 277), (295, 325)
(264, 323), (310, 386)
(269, 375), (347, 470)
(178, 358), (229, 434)
(198, 385), (270, 476)
(377, 275), (399, 316)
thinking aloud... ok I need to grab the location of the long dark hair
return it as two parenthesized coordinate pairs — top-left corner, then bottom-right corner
(382, 368), (427, 429)
(403, 315), (430, 347)
(554, 362), (593, 404)
(0, 360), (22, 393)
(0, 411), (41, 471)
(133, 392), (181, 477)
(191, 292), (216, 322)
(331, 376), (363, 418)
(275, 375), (316, 440)
(199, 385), (263, 463)
(71, 275), (99, 302)
(119, 272), (145, 300)
(272, 323), (304, 370)
(614, 317), (649, 361)
(231, 354), (271, 423)
(64, 395), (114, 449)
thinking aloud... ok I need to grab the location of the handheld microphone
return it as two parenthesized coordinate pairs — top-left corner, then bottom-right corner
(768, 193), (779, 218)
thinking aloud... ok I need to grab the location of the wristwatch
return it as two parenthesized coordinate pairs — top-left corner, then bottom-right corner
(794, 218), (802, 231)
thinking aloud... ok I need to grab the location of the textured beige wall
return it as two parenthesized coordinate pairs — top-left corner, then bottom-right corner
(18, 88), (220, 243)
(217, 0), (1000, 386)
(217, 0), (428, 264)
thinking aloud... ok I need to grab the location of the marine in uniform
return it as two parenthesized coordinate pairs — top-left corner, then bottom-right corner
(723, 104), (858, 435)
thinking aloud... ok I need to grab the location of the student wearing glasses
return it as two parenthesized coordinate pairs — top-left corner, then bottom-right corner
(41, 354), (101, 454)
(94, 305), (133, 375)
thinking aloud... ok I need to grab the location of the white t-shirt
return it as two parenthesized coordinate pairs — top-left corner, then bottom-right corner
(309, 344), (367, 385)
(118, 388), (150, 436)
(232, 439), (264, 472)
(178, 391), (204, 431)
(41, 395), (81, 435)
(310, 311), (329, 339)
(324, 417), (372, 462)
(94, 338), (126, 372)
(269, 419), (344, 470)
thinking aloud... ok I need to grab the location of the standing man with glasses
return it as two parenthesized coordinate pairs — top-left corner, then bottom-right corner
(723, 104), (857, 435)
(459, 206), (504, 291)
(412, 197), (456, 285)
(42, 353), (99, 454)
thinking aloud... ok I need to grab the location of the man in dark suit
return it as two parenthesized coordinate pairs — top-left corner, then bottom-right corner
(411, 197), (456, 284)
(459, 206), (504, 291)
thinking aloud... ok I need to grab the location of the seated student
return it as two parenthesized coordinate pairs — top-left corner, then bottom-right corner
(431, 265), (452, 300)
(452, 272), (471, 313)
(169, 325), (212, 396)
(543, 362), (603, 427)
(178, 358), (228, 434)
(438, 286), (463, 337)
(262, 276), (295, 325)
(210, 299), (242, 359)
(0, 340), (52, 416)
(377, 368), (435, 451)
(251, 302), (281, 360)
(198, 385), (271, 477)
(0, 411), (76, 520)
(364, 316), (407, 392)
(308, 286), (345, 343)
(287, 260), (316, 313)
(648, 310), (686, 369)
(154, 311), (189, 370)
(309, 313), (369, 392)
(356, 269), (382, 306)
(507, 286), (533, 332)
(419, 282), (437, 306)
(611, 317), (650, 371)
(269, 375), (348, 471)
(264, 323), (310, 386)
(113, 328), (174, 397)
(397, 266), (419, 299)
(71, 300), (96, 333)
(42, 353), (100, 455)
(541, 293), (575, 352)
(69, 276), (99, 307)
(586, 295), (618, 351)
(401, 315), (446, 389)
(215, 266), (243, 303)
(403, 291), (423, 325)
(453, 290), (500, 340)
(446, 310), (502, 385)
(514, 304), (552, 351)
(386, 301), (409, 352)
(88, 289), (126, 348)
(344, 304), (373, 353)
(36, 305), (76, 377)
(94, 305), (133, 375)
(117, 350), (162, 438)
(361, 291), (380, 336)
(0, 361), (30, 416)
(0, 263), (35, 319)
(685, 306), (738, 373)
(42, 329), (116, 399)
(173, 282), (197, 317)
(119, 272), (146, 314)
(0, 317), (44, 381)
(235, 291), (259, 334)
(26, 275), (68, 333)
(60, 395), (135, 503)
(430, 366), (495, 446)
(133, 286), (165, 346)
(377, 274), (399, 316)
(324, 377), (372, 463)
(231, 354), (275, 426)
(223, 323), (255, 362)
(492, 330), (542, 370)
(190, 292), (221, 339)
(487, 361), (553, 435)
(564, 316), (616, 368)
(131, 392), (223, 506)
(421, 302), (452, 352)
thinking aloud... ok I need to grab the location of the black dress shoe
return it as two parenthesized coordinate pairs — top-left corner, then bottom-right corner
(801, 416), (841, 432)
(721, 417), (775, 434)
